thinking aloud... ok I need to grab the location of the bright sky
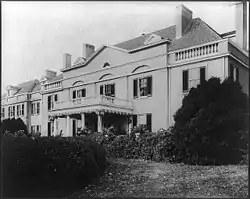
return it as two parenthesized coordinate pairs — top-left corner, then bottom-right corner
(1, 1), (247, 94)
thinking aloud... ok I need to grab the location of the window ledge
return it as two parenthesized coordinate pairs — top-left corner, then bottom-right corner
(134, 95), (152, 100)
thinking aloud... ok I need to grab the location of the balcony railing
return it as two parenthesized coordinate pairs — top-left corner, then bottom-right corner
(51, 95), (132, 111)
(44, 81), (62, 91)
(175, 42), (219, 62)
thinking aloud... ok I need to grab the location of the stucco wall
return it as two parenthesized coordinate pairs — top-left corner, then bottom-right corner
(169, 57), (225, 125)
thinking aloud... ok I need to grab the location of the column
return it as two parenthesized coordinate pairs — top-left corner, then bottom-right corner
(81, 113), (85, 129)
(53, 118), (57, 135)
(128, 115), (132, 135)
(97, 112), (103, 133)
(66, 115), (70, 137)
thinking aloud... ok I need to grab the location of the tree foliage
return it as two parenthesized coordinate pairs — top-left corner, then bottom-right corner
(173, 77), (249, 165)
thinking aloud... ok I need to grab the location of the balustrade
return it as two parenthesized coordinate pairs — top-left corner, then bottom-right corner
(175, 42), (219, 61)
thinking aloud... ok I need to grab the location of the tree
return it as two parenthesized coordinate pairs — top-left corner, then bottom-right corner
(1, 118), (28, 136)
(173, 77), (249, 165)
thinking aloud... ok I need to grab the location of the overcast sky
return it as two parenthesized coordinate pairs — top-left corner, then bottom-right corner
(1, 1), (247, 93)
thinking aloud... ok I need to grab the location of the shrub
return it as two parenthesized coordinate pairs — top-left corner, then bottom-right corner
(2, 134), (108, 197)
(1, 118), (28, 135)
(173, 77), (249, 165)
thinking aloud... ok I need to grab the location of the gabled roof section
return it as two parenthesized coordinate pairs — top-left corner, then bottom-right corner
(73, 57), (86, 67)
(144, 34), (163, 45)
(14, 79), (40, 95)
(115, 18), (222, 52)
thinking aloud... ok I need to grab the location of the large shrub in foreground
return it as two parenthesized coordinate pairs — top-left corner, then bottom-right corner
(173, 77), (249, 165)
(2, 135), (108, 197)
(1, 118), (28, 135)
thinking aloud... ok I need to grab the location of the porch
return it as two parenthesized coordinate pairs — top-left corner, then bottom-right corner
(48, 107), (133, 137)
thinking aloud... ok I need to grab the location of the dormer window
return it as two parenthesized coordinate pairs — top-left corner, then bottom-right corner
(103, 62), (110, 68)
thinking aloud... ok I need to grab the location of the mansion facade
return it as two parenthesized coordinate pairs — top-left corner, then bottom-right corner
(1, 4), (249, 136)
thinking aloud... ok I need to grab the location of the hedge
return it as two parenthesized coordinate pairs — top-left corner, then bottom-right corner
(2, 134), (108, 197)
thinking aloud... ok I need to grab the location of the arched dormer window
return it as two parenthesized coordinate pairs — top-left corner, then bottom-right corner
(103, 62), (110, 68)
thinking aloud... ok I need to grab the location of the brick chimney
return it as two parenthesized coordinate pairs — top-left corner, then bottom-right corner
(176, 4), (193, 39)
(82, 44), (95, 59)
(63, 53), (72, 68)
(235, 1), (248, 51)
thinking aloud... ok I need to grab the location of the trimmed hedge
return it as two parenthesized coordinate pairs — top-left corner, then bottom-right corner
(2, 134), (108, 197)
(87, 128), (180, 163)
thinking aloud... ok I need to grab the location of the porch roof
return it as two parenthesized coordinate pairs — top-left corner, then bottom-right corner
(49, 105), (133, 117)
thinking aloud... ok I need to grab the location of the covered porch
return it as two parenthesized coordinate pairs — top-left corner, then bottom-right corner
(48, 106), (133, 137)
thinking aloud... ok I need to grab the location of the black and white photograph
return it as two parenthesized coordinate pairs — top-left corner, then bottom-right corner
(1, 1), (249, 198)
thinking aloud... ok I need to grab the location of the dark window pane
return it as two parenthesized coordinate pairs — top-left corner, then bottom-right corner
(200, 67), (206, 84)
(183, 70), (189, 92)
(147, 76), (152, 96)
(133, 79), (138, 98)
(54, 94), (58, 102)
(146, 113), (152, 132)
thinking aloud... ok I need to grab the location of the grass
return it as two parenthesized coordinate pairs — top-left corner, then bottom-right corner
(67, 158), (248, 198)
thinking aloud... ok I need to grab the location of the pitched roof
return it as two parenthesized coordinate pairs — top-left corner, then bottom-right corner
(14, 79), (40, 95)
(115, 18), (222, 52)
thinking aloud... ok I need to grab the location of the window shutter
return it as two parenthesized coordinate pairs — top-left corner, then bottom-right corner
(111, 84), (115, 97)
(100, 85), (103, 95)
(133, 79), (138, 98)
(54, 94), (58, 102)
(200, 67), (206, 84)
(230, 64), (234, 80)
(183, 70), (189, 92)
(133, 115), (137, 127)
(37, 102), (40, 114)
(147, 76), (152, 96)
(48, 96), (51, 109)
(82, 89), (86, 97)
(72, 90), (76, 99)
(236, 67), (239, 82)
(146, 113), (152, 132)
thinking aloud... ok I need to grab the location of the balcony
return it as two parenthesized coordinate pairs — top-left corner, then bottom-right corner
(50, 95), (133, 111)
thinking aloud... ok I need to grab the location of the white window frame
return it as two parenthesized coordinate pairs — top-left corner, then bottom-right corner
(31, 102), (40, 115)
(1, 107), (5, 118)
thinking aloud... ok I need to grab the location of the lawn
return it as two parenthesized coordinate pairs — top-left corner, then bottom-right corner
(67, 158), (248, 198)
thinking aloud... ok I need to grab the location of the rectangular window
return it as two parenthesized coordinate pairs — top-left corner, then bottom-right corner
(200, 67), (206, 84)
(48, 94), (58, 110)
(31, 103), (35, 114)
(73, 88), (86, 100)
(31, 102), (40, 115)
(146, 113), (152, 132)
(134, 76), (152, 98)
(102, 84), (115, 97)
(183, 70), (189, 92)
(133, 115), (137, 127)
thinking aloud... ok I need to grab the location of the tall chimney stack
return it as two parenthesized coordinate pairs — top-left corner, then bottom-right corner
(82, 44), (95, 59)
(63, 53), (72, 68)
(176, 4), (193, 39)
(235, 1), (247, 51)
